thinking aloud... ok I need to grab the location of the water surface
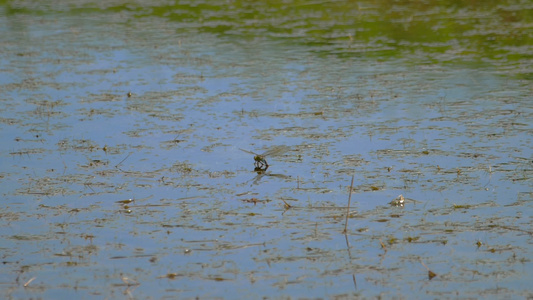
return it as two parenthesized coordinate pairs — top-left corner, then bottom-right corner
(1, 1), (532, 299)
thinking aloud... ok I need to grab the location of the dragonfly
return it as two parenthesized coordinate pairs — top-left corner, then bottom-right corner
(239, 145), (290, 169)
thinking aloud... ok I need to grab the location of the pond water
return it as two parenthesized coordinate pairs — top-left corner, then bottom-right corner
(1, 1), (532, 299)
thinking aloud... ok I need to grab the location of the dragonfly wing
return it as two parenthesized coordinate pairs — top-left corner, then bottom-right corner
(261, 145), (290, 157)
(239, 148), (259, 156)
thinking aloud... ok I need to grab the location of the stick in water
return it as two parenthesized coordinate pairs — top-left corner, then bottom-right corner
(343, 174), (355, 234)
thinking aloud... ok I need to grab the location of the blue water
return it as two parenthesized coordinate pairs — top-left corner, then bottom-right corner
(1, 3), (532, 299)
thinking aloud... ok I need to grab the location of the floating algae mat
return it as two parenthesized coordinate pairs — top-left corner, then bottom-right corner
(0, 1), (532, 298)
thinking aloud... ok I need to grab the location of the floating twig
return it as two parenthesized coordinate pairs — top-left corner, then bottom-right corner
(379, 238), (387, 252)
(23, 277), (36, 287)
(281, 198), (292, 209)
(121, 276), (140, 286)
(421, 260), (437, 280)
(115, 152), (132, 169)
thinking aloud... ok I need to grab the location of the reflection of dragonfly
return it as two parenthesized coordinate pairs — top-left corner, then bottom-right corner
(239, 145), (290, 169)
(249, 169), (290, 185)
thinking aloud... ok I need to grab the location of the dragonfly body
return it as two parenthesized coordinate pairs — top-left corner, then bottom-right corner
(253, 154), (268, 168)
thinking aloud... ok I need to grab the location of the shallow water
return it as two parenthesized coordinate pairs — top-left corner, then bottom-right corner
(1, 1), (532, 299)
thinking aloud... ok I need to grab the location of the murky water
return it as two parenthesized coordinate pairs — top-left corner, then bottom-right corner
(1, 1), (532, 299)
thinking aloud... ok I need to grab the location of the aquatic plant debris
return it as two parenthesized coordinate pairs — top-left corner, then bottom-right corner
(0, 1), (532, 299)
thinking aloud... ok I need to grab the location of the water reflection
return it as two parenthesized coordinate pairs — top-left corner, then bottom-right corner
(0, 1), (532, 299)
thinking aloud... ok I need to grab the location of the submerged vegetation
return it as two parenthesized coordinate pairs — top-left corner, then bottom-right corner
(0, 0), (532, 299)
(4, 0), (532, 71)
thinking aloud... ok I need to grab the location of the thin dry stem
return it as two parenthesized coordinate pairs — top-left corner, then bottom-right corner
(343, 174), (355, 234)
